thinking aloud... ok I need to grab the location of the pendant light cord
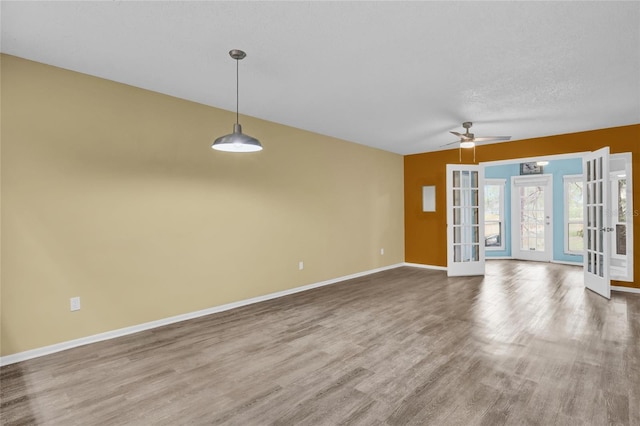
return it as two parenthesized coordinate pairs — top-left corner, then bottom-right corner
(236, 57), (239, 125)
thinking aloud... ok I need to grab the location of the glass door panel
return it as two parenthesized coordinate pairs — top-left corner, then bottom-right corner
(447, 164), (484, 276)
(583, 147), (611, 298)
(511, 175), (552, 262)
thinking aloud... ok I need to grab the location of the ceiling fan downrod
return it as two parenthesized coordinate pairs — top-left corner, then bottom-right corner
(462, 121), (474, 139)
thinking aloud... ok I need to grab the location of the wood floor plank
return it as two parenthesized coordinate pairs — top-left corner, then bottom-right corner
(1, 260), (638, 425)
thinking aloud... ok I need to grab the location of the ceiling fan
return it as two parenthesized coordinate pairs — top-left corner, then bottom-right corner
(444, 122), (511, 148)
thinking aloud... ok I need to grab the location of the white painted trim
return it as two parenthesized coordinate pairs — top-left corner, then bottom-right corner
(0, 263), (404, 367)
(479, 151), (591, 168)
(563, 174), (583, 182)
(403, 262), (447, 271)
(611, 286), (640, 294)
(485, 256), (514, 260)
(551, 260), (583, 266)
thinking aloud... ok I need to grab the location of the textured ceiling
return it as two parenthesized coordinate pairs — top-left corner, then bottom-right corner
(2, 1), (639, 155)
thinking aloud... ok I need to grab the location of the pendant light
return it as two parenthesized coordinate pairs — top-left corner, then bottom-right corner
(212, 49), (263, 152)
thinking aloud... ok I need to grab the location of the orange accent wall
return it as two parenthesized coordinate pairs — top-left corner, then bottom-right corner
(404, 124), (640, 289)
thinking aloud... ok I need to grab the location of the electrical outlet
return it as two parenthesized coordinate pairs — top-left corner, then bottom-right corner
(380, 248), (384, 255)
(299, 261), (304, 270)
(70, 297), (81, 312)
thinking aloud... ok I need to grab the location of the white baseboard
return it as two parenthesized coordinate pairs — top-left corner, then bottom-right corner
(403, 262), (447, 271)
(486, 258), (583, 265)
(0, 263), (404, 367)
(612, 285), (640, 294)
(551, 260), (583, 266)
(403, 260), (638, 294)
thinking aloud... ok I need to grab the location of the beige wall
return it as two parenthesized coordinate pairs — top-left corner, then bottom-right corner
(0, 55), (405, 356)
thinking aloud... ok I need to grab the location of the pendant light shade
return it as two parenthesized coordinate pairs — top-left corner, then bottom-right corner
(212, 49), (263, 152)
(213, 123), (262, 152)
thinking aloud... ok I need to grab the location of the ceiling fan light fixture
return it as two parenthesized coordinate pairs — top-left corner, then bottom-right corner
(444, 122), (511, 150)
(212, 49), (263, 153)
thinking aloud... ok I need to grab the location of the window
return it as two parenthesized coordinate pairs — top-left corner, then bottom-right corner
(564, 175), (583, 254)
(484, 179), (505, 250)
(609, 152), (634, 282)
(613, 177), (627, 256)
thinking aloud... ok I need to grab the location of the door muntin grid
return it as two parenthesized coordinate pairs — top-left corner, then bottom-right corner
(586, 157), (605, 277)
(452, 170), (480, 263)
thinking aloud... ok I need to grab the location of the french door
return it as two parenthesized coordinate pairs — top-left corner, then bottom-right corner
(583, 147), (611, 299)
(511, 175), (553, 262)
(446, 164), (485, 276)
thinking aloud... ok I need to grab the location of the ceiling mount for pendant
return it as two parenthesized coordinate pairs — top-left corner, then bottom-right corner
(229, 49), (246, 60)
(211, 49), (263, 153)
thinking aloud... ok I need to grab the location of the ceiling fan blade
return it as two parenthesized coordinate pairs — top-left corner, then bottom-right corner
(440, 140), (462, 147)
(472, 136), (511, 142)
(450, 131), (473, 141)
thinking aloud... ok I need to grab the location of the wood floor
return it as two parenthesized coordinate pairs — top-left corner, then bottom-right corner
(1, 260), (639, 425)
